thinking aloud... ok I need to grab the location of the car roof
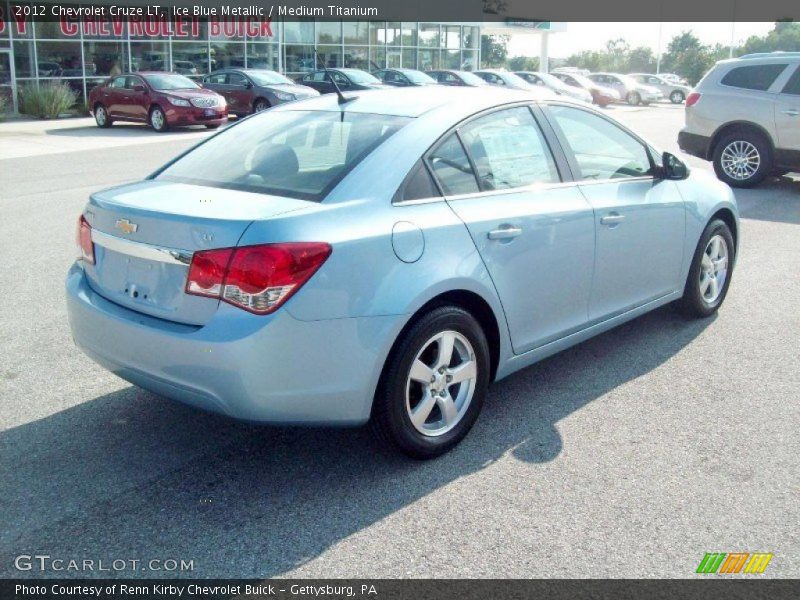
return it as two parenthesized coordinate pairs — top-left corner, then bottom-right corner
(270, 85), (557, 118)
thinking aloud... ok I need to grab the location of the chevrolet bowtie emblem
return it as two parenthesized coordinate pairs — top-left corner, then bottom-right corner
(115, 219), (138, 234)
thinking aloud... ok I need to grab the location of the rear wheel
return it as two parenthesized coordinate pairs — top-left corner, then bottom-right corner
(712, 131), (772, 188)
(676, 219), (735, 318)
(253, 98), (270, 113)
(94, 104), (112, 128)
(670, 90), (685, 104)
(627, 91), (641, 106)
(371, 306), (490, 459)
(149, 106), (168, 132)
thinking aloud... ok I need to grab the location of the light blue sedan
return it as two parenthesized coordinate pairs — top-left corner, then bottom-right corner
(66, 86), (738, 458)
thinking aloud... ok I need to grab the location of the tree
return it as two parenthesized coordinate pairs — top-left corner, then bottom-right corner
(480, 34), (509, 68)
(660, 31), (714, 84)
(605, 38), (630, 71)
(564, 50), (605, 72)
(507, 56), (540, 71)
(741, 20), (800, 55)
(627, 47), (657, 73)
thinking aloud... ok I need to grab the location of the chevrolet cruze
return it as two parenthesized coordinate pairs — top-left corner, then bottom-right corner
(67, 87), (738, 458)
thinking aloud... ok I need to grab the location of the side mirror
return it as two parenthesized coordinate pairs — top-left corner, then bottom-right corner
(133, 84), (146, 93)
(244, 81), (253, 89)
(660, 151), (689, 180)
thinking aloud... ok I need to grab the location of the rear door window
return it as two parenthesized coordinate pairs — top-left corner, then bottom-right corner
(721, 64), (787, 91)
(780, 65), (800, 95)
(427, 134), (480, 195)
(228, 73), (247, 86)
(205, 73), (227, 85)
(459, 106), (560, 190)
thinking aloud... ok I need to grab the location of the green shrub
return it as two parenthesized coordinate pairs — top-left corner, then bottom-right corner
(0, 92), (7, 119)
(19, 81), (78, 119)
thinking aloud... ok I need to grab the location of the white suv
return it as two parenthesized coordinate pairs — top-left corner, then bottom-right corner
(679, 52), (800, 187)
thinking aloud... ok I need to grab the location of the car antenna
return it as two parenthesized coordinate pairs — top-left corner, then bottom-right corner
(313, 49), (356, 105)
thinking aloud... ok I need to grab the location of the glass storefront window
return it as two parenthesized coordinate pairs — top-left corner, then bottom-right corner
(35, 41), (82, 77)
(130, 41), (170, 72)
(210, 42), (245, 69)
(171, 42), (209, 77)
(83, 41), (128, 77)
(209, 20), (243, 41)
(13, 41), (35, 77)
(402, 48), (416, 69)
(343, 22), (369, 45)
(283, 21), (313, 44)
(369, 46), (386, 70)
(400, 23), (417, 47)
(463, 26), (480, 49)
(386, 48), (401, 69)
(316, 22), (340, 44)
(385, 22), (400, 45)
(343, 46), (368, 70)
(128, 18), (169, 41)
(369, 22), (385, 46)
(445, 26), (461, 50)
(316, 45), (341, 68)
(418, 49), (439, 71)
(418, 24), (440, 48)
(246, 43), (280, 70)
(462, 49), (479, 71)
(444, 49), (461, 69)
(284, 44), (315, 75)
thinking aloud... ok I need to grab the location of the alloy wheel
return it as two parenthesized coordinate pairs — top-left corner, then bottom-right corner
(151, 108), (165, 130)
(405, 330), (477, 437)
(670, 91), (684, 103)
(699, 234), (729, 304)
(720, 140), (760, 181)
(95, 106), (106, 126)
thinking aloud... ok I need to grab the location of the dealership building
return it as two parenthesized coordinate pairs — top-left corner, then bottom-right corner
(0, 4), (561, 113)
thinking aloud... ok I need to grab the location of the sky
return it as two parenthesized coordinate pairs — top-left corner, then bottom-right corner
(507, 22), (776, 59)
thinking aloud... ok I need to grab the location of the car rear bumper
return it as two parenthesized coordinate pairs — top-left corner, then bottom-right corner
(66, 263), (400, 425)
(165, 106), (228, 126)
(678, 130), (710, 160)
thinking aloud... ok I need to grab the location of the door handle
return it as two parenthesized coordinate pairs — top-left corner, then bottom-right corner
(487, 226), (522, 240)
(782, 109), (799, 116)
(600, 213), (626, 226)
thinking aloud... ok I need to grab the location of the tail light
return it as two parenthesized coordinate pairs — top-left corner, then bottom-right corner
(185, 242), (331, 315)
(685, 92), (701, 107)
(76, 215), (95, 264)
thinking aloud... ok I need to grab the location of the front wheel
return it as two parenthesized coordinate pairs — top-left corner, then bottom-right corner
(94, 104), (112, 128)
(712, 131), (772, 188)
(253, 98), (270, 113)
(627, 91), (641, 106)
(676, 219), (735, 318)
(371, 306), (490, 459)
(149, 106), (169, 132)
(670, 90), (685, 104)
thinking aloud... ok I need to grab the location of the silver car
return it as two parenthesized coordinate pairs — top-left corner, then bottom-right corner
(630, 73), (692, 104)
(589, 72), (663, 105)
(514, 71), (594, 103)
(67, 87), (738, 458)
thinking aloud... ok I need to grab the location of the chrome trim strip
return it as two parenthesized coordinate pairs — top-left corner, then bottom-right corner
(91, 229), (193, 266)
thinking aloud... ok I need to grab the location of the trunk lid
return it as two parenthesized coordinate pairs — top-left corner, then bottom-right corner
(84, 180), (310, 325)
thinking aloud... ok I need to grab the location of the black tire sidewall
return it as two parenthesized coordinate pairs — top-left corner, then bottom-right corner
(254, 99), (269, 112)
(374, 306), (490, 459)
(713, 131), (772, 188)
(671, 90), (685, 104)
(680, 219), (735, 317)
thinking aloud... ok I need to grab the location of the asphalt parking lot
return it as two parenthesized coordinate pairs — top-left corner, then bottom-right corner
(0, 102), (798, 579)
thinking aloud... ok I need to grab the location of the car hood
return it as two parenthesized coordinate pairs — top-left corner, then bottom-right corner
(270, 83), (320, 97)
(638, 84), (662, 94)
(162, 88), (223, 101)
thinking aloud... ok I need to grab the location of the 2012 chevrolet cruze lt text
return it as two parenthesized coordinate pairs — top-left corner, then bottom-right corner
(66, 87), (739, 458)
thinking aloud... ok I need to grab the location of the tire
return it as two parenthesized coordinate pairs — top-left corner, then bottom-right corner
(253, 98), (270, 113)
(676, 219), (735, 318)
(205, 124), (221, 130)
(670, 90), (685, 104)
(642, 101), (651, 106)
(626, 91), (641, 106)
(712, 130), (772, 188)
(94, 103), (112, 128)
(149, 106), (169, 132)
(371, 306), (490, 459)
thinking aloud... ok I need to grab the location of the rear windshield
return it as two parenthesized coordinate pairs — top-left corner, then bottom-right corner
(342, 69), (381, 85)
(404, 70), (436, 84)
(247, 70), (294, 86)
(456, 71), (486, 86)
(155, 110), (411, 201)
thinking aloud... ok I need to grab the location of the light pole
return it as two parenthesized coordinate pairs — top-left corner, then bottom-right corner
(656, 22), (663, 74)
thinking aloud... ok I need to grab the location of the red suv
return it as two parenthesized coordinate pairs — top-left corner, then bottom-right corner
(89, 72), (228, 132)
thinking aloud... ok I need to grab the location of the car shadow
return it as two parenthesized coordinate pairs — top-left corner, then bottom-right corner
(43, 122), (224, 139)
(0, 306), (711, 578)
(734, 175), (800, 226)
